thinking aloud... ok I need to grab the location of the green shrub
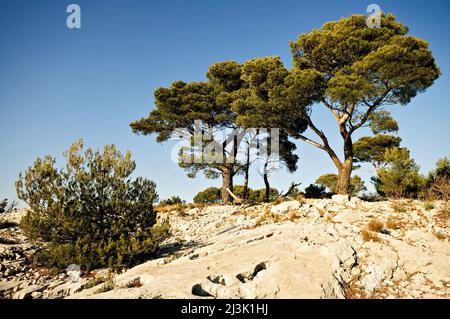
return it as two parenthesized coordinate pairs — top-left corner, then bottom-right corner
(373, 148), (425, 198)
(16, 140), (170, 270)
(0, 199), (7, 214)
(193, 187), (222, 204)
(304, 184), (329, 199)
(159, 196), (185, 206)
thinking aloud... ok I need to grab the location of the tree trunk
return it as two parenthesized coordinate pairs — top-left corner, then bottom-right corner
(221, 167), (233, 204)
(243, 145), (250, 200)
(263, 162), (270, 202)
(335, 158), (353, 195)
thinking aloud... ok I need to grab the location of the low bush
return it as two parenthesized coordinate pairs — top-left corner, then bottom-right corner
(159, 196), (185, 206)
(16, 140), (170, 270)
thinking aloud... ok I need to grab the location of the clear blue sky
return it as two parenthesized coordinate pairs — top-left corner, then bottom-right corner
(1, 0), (449, 204)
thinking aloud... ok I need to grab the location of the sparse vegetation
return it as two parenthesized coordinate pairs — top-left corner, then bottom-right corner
(95, 278), (115, 294)
(0, 199), (7, 214)
(159, 196), (185, 206)
(390, 201), (408, 213)
(386, 217), (401, 230)
(361, 230), (381, 243)
(367, 219), (384, 233)
(424, 202), (435, 211)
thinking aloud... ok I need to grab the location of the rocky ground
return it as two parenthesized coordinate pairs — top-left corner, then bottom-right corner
(1, 196), (449, 299)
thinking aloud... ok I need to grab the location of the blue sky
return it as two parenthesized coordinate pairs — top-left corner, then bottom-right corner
(1, 0), (449, 204)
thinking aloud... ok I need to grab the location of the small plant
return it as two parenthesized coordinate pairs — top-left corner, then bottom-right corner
(367, 219), (384, 233)
(361, 230), (381, 243)
(424, 202), (435, 211)
(254, 209), (282, 226)
(124, 277), (142, 288)
(273, 197), (284, 205)
(433, 231), (446, 241)
(95, 278), (115, 294)
(159, 196), (185, 206)
(288, 211), (299, 222)
(386, 217), (401, 230)
(390, 201), (407, 213)
(294, 194), (306, 202)
(0, 199), (18, 214)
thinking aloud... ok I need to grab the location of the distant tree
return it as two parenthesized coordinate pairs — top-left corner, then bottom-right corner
(353, 135), (402, 172)
(0, 199), (7, 214)
(304, 184), (328, 199)
(193, 187), (222, 204)
(285, 13), (440, 195)
(427, 156), (450, 183)
(372, 148), (425, 198)
(16, 140), (170, 270)
(316, 174), (366, 197)
(247, 187), (280, 203)
(193, 185), (280, 204)
(131, 61), (245, 204)
(425, 156), (450, 201)
(159, 196), (185, 206)
(232, 57), (306, 202)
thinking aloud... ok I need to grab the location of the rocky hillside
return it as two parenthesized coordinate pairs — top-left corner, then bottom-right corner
(1, 196), (449, 299)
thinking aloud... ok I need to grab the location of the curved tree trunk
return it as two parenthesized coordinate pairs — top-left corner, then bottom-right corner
(335, 134), (354, 195)
(335, 159), (353, 195)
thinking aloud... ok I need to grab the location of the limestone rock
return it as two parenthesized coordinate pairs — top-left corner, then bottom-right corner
(270, 201), (301, 214)
(332, 195), (350, 203)
(13, 285), (47, 299)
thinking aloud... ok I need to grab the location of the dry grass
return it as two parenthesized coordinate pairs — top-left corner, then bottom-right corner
(390, 201), (408, 213)
(361, 229), (381, 242)
(386, 217), (402, 230)
(367, 219), (384, 233)
(433, 231), (447, 241)
(124, 277), (142, 288)
(294, 194), (307, 203)
(288, 210), (300, 222)
(254, 209), (283, 227)
(155, 202), (208, 214)
(273, 197), (285, 205)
